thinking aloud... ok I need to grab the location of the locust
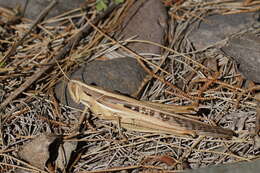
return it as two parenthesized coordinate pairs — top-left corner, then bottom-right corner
(68, 80), (235, 138)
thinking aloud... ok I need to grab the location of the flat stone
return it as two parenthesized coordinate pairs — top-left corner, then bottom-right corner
(221, 33), (260, 83)
(189, 12), (258, 49)
(115, 0), (167, 54)
(81, 57), (147, 94)
(55, 57), (148, 109)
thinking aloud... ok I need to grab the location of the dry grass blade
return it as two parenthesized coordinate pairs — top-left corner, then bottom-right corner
(0, 0), (58, 63)
(0, 3), (119, 111)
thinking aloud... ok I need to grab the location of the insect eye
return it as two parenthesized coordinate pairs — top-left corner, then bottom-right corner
(85, 92), (91, 96)
(90, 82), (97, 86)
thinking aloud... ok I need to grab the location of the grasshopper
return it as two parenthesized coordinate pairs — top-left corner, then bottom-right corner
(68, 80), (235, 138)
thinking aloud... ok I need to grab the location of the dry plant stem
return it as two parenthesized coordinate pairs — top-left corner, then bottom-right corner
(74, 107), (88, 132)
(78, 165), (141, 173)
(256, 107), (260, 135)
(86, 18), (171, 75)
(0, 163), (42, 173)
(237, 86), (260, 103)
(0, 4), (119, 111)
(49, 88), (62, 117)
(0, 0), (58, 64)
(175, 136), (205, 168)
(198, 72), (220, 95)
(3, 107), (29, 123)
(0, 57), (52, 112)
(37, 115), (68, 127)
(1, 96), (33, 121)
(21, 0), (30, 17)
(0, 153), (48, 173)
(135, 37), (176, 97)
(192, 78), (246, 92)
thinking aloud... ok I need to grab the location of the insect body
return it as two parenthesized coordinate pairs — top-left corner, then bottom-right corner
(68, 80), (234, 138)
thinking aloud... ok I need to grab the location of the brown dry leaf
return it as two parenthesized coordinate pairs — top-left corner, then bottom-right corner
(141, 155), (177, 166)
(56, 141), (78, 171)
(18, 133), (58, 170)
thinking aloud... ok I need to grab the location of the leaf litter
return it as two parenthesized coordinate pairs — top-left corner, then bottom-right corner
(0, 0), (260, 172)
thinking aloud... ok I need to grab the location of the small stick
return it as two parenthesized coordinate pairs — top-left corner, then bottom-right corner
(0, 3), (119, 112)
(256, 107), (260, 135)
(21, 0), (30, 17)
(0, 0), (58, 63)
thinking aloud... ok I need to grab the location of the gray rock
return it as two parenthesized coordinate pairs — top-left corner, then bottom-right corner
(55, 57), (148, 109)
(81, 57), (147, 95)
(189, 12), (258, 49)
(115, 0), (167, 54)
(221, 33), (260, 83)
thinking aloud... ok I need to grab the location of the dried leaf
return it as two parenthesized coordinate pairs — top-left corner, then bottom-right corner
(142, 155), (176, 166)
(56, 141), (78, 171)
(18, 133), (58, 170)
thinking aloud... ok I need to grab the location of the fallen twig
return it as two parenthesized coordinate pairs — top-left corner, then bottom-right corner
(0, 3), (119, 112)
(0, 0), (58, 63)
